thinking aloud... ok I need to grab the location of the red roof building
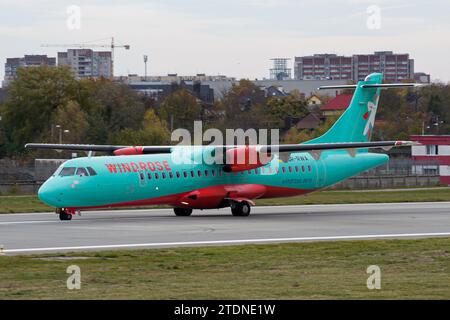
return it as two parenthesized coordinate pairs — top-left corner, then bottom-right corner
(410, 135), (450, 185)
(320, 94), (353, 116)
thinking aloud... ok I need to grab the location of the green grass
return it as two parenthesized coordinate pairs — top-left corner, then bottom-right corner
(256, 187), (450, 206)
(1, 238), (450, 299)
(1, 187), (450, 214)
(0, 195), (53, 213)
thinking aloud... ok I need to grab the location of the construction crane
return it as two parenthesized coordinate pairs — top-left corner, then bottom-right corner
(41, 37), (130, 77)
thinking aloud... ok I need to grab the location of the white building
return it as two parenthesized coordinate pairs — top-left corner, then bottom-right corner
(411, 135), (450, 185)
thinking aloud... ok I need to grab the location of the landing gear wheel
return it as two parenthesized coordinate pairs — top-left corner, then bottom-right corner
(173, 208), (193, 216)
(59, 211), (72, 221)
(231, 201), (251, 217)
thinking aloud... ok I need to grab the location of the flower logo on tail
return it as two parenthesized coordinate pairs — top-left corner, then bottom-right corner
(363, 101), (377, 139)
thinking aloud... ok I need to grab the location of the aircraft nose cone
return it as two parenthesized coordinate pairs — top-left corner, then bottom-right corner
(38, 181), (58, 207)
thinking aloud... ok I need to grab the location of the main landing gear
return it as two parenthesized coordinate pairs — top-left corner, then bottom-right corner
(57, 208), (74, 221)
(173, 208), (193, 216)
(173, 201), (252, 217)
(231, 201), (251, 217)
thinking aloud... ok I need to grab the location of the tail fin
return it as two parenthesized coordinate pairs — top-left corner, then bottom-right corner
(305, 73), (383, 144)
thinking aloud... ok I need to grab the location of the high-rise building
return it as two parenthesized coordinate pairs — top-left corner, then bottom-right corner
(294, 51), (416, 82)
(353, 51), (414, 82)
(3, 55), (56, 87)
(294, 54), (352, 81)
(58, 49), (112, 79)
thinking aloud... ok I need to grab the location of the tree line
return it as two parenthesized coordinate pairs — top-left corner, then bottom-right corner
(0, 66), (449, 159)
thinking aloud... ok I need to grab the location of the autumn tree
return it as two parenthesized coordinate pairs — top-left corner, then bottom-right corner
(216, 79), (267, 130)
(110, 109), (171, 145)
(0, 66), (80, 155)
(265, 95), (309, 129)
(53, 100), (89, 143)
(158, 89), (202, 133)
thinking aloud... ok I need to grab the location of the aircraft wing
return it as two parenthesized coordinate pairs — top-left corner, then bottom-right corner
(25, 143), (173, 154)
(25, 140), (418, 155)
(259, 140), (418, 153)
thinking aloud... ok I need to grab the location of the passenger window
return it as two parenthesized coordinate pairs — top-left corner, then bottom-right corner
(155, 173), (159, 179)
(205, 170), (209, 177)
(289, 166), (292, 173)
(169, 172), (174, 179)
(147, 173), (152, 180)
(302, 166), (305, 172)
(212, 170), (216, 177)
(282, 167), (286, 173)
(162, 172), (166, 179)
(176, 172), (180, 178)
(87, 167), (97, 176)
(308, 165), (312, 172)
(191, 171), (195, 178)
(295, 166), (299, 172)
(59, 167), (76, 176)
(76, 167), (89, 176)
(183, 172), (188, 178)
(198, 170), (202, 177)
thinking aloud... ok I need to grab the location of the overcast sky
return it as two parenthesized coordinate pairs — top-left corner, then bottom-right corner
(0, 0), (449, 84)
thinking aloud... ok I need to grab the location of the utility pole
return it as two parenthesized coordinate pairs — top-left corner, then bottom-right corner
(144, 55), (148, 81)
(55, 125), (70, 144)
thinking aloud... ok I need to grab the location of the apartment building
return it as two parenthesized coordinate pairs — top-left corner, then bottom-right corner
(57, 49), (112, 79)
(3, 55), (56, 87)
(294, 51), (415, 82)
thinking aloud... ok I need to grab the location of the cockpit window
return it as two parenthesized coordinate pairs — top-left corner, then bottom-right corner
(76, 167), (89, 176)
(87, 167), (97, 176)
(52, 164), (65, 177)
(59, 167), (76, 176)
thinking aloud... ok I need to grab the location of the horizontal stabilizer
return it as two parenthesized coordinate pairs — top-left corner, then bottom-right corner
(318, 83), (425, 90)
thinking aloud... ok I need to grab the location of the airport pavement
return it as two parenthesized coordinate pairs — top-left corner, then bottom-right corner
(1, 202), (450, 255)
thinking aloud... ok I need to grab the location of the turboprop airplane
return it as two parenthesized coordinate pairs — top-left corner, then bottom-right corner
(27, 73), (422, 220)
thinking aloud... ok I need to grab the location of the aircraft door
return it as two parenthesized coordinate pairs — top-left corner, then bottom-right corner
(138, 170), (147, 188)
(314, 158), (327, 188)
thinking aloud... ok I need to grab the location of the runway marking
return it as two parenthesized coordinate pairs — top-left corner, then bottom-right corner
(1, 201), (450, 217)
(4, 232), (450, 254)
(0, 220), (61, 226)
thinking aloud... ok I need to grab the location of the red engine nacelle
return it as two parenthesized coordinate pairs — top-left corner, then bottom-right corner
(113, 147), (144, 156)
(223, 146), (272, 172)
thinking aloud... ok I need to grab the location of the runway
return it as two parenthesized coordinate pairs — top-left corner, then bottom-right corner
(1, 202), (450, 255)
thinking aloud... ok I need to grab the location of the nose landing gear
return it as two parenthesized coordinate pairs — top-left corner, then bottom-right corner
(57, 208), (75, 221)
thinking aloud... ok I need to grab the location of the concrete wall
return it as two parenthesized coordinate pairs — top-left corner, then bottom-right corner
(0, 182), (41, 195)
(329, 175), (441, 190)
